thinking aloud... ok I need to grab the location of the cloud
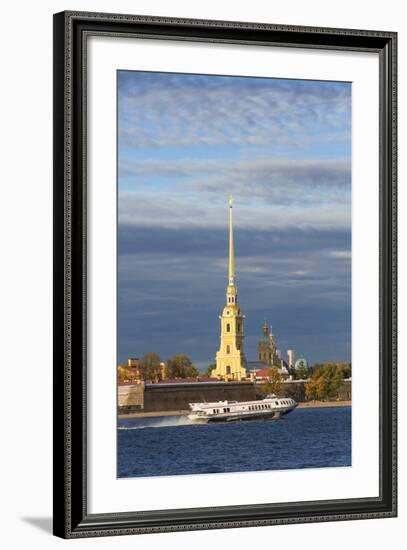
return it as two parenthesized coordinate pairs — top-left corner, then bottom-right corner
(117, 224), (351, 365)
(116, 72), (352, 367)
(118, 191), (350, 231)
(120, 157), (350, 188)
(118, 72), (351, 149)
(329, 250), (352, 260)
(118, 156), (351, 230)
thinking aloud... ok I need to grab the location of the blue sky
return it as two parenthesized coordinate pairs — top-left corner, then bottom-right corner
(117, 71), (351, 368)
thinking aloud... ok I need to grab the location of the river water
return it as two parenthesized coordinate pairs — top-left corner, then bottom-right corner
(117, 406), (351, 478)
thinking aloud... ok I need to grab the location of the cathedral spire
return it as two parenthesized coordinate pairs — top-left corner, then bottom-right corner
(228, 195), (235, 286)
(213, 196), (246, 381)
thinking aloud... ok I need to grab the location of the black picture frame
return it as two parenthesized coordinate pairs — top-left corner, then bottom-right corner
(53, 10), (397, 538)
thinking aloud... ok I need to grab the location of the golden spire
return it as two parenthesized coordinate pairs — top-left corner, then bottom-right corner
(228, 195), (235, 286)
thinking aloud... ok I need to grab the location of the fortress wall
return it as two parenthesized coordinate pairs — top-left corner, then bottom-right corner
(143, 382), (256, 412)
(118, 379), (352, 413)
(118, 383), (144, 409)
(276, 379), (352, 402)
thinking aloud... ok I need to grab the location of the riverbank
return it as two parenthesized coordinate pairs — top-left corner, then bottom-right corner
(118, 401), (351, 419)
(297, 400), (351, 409)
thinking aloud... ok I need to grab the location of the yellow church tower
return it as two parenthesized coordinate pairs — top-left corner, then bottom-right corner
(213, 197), (247, 381)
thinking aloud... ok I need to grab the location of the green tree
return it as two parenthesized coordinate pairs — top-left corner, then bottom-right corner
(139, 352), (162, 382)
(166, 354), (199, 378)
(305, 363), (345, 400)
(206, 363), (216, 377)
(294, 363), (309, 380)
(337, 362), (351, 379)
(321, 363), (345, 399)
(261, 367), (283, 395)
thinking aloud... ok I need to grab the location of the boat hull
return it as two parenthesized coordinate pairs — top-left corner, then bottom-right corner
(188, 404), (296, 423)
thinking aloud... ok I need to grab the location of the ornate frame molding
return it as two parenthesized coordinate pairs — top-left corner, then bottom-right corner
(53, 11), (397, 538)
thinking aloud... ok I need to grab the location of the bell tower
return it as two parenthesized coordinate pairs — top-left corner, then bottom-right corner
(213, 197), (246, 381)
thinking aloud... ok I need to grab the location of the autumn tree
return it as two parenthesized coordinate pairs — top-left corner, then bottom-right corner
(305, 363), (345, 401)
(117, 364), (137, 383)
(305, 373), (325, 400)
(166, 354), (199, 378)
(139, 352), (162, 382)
(261, 367), (283, 395)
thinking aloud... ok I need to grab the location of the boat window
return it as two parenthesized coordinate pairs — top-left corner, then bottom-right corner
(275, 401), (279, 405)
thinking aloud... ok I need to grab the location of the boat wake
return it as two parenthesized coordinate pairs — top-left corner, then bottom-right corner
(118, 416), (192, 431)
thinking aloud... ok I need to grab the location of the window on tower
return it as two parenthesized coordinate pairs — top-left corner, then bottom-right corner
(237, 323), (241, 332)
(226, 345), (230, 354)
(226, 323), (230, 332)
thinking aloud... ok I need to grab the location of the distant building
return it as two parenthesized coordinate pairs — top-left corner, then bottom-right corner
(213, 197), (246, 381)
(257, 322), (282, 370)
(287, 350), (295, 369)
(295, 358), (308, 371)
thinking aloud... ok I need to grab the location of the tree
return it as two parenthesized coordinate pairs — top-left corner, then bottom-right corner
(337, 362), (351, 379)
(139, 352), (162, 382)
(261, 367), (283, 395)
(305, 363), (345, 401)
(294, 363), (309, 380)
(305, 374), (325, 400)
(206, 363), (216, 377)
(322, 363), (345, 399)
(117, 364), (137, 383)
(166, 354), (199, 378)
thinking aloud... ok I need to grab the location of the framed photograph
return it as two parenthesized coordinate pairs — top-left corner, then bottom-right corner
(53, 11), (397, 538)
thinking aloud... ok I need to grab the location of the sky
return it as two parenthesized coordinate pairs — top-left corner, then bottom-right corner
(117, 71), (351, 369)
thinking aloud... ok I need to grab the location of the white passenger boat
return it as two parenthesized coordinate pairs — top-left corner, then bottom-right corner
(188, 394), (297, 423)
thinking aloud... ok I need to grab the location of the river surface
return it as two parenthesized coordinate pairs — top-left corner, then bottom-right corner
(117, 406), (351, 478)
